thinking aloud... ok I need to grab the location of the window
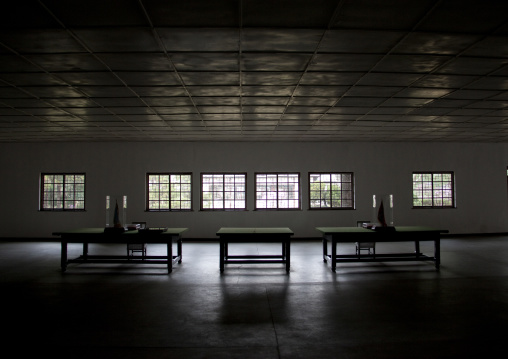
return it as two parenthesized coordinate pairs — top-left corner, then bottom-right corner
(412, 172), (454, 208)
(201, 173), (246, 210)
(40, 173), (85, 211)
(147, 173), (192, 211)
(256, 173), (300, 210)
(309, 172), (354, 209)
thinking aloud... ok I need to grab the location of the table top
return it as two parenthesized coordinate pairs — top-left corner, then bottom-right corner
(316, 226), (448, 235)
(53, 228), (188, 236)
(216, 227), (294, 235)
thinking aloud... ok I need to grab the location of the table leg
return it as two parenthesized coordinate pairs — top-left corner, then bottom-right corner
(61, 241), (67, 272)
(415, 240), (421, 257)
(83, 242), (89, 260)
(435, 237), (441, 270)
(322, 238), (328, 262)
(219, 240), (225, 273)
(331, 239), (337, 272)
(167, 242), (173, 273)
(177, 237), (182, 263)
(285, 239), (291, 273)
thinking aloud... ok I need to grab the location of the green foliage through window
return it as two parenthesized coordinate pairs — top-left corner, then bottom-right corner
(201, 173), (246, 210)
(412, 172), (454, 208)
(41, 173), (85, 211)
(309, 173), (354, 209)
(147, 173), (192, 211)
(256, 173), (300, 209)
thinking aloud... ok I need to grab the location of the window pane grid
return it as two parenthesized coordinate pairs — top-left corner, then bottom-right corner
(412, 171), (454, 208)
(201, 173), (246, 210)
(256, 173), (300, 210)
(147, 173), (192, 211)
(41, 173), (85, 211)
(309, 172), (354, 209)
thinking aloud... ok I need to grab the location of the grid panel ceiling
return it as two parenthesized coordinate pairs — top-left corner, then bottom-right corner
(1, 0), (508, 142)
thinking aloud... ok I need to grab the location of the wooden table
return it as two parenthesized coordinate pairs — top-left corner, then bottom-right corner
(53, 228), (187, 273)
(216, 227), (294, 273)
(316, 226), (448, 272)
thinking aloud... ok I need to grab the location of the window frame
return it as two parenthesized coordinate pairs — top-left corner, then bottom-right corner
(308, 172), (355, 210)
(146, 172), (193, 212)
(40, 173), (86, 211)
(412, 171), (455, 208)
(255, 172), (301, 211)
(200, 172), (247, 211)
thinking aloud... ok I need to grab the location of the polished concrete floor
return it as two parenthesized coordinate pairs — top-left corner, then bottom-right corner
(1, 236), (508, 358)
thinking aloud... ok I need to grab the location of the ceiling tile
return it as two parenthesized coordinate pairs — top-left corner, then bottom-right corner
(300, 72), (363, 86)
(144, 0), (239, 27)
(436, 58), (508, 76)
(198, 106), (240, 114)
(332, 0), (435, 30)
(78, 86), (137, 98)
(418, 0), (508, 33)
(1, 0), (507, 143)
(0, 1), (60, 28)
(242, 106), (285, 114)
(242, 72), (301, 86)
(444, 89), (501, 100)
(374, 55), (452, 73)
(158, 28), (239, 52)
(98, 53), (173, 71)
(117, 72), (181, 86)
(179, 72), (238, 86)
(92, 97), (147, 107)
(57, 72), (124, 86)
(0, 55), (44, 72)
(285, 106), (329, 114)
(242, 53), (311, 71)
(0, 73), (66, 86)
(42, 0), (146, 27)
(293, 86), (348, 97)
(319, 30), (404, 53)
(243, 0), (338, 27)
(73, 28), (160, 52)
(172, 53), (238, 72)
(381, 98), (434, 107)
(357, 73), (423, 87)
(0, 29), (84, 53)
(345, 86), (403, 97)
(243, 97), (288, 106)
(309, 54), (382, 72)
(242, 29), (323, 52)
(336, 97), (384, 107)
(142, 97), (194, 107)
(1, 98), (53, 108)
(188, 86), (241, 96)
(153, 107), (198, 115)
(242, 86), (293, 97)
(394, 32), (481, 55)
(465, 77), (508, 90)
(394, 88), (454, 98)
(412, 74), (479, 88)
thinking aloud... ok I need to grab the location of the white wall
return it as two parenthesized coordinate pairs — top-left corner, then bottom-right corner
(1, 141), (507, 238)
